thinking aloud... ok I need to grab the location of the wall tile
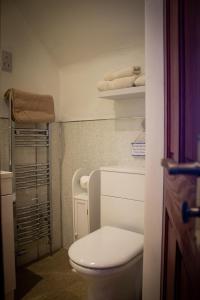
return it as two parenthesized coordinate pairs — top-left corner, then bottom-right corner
(61, 118), (145, 248)
(0, 119), (62, 264)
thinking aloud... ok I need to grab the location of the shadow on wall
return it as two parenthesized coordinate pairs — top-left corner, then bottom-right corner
(114, 98), (145, 120)
(15, 268), (42, 300)
(15, 0), (145, 66)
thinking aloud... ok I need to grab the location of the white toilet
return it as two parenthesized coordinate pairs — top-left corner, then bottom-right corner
(68, 166), (145, 300)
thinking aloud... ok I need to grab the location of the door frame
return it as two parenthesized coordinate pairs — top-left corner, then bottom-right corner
(143, 1), (165, 300)
(161, 0), (200, 298)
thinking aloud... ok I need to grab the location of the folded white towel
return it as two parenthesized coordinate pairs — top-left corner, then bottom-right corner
(135, 74), (145, 86)
(97, 75), (138, 91)
(97, 81), (110, 91)
(104, 66), (141, 81)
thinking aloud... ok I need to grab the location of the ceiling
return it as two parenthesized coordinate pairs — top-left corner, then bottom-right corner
(14, 0), (144, 67)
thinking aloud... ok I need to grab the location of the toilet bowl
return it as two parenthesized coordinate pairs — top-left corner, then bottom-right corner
(68, 226), (144, 300)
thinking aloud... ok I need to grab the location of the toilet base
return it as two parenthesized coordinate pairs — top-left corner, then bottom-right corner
(71, 256), (142, 300)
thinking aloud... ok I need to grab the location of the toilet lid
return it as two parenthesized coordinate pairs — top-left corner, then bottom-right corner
(68, 226), (144, 269)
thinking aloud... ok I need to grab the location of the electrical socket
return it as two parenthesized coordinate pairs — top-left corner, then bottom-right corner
(1, 50), (12, 72)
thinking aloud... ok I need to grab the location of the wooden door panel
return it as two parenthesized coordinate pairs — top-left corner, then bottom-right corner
(166, 0), (180, 161)
(162, 0), (200, 298)
(163, 211), (193, 300)
(164, 173), (197, 277)
(176, 256), (190, 300)
(184, 0), (200, 162)
(165, 215), (176, 300)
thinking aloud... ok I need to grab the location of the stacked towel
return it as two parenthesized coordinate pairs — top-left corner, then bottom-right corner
(4, 89), (55, 123)
(97, 75), (138, 92)
(97, 66), (145, 92)
(135, 74), (145, 86)
(104, 66), (141, 81)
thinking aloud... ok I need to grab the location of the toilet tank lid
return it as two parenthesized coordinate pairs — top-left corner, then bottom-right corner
(100, 166), (145, 174)
(68, 226), (144, 269)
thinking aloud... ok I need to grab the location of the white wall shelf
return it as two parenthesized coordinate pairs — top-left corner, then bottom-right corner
(98, 86), (145, 100)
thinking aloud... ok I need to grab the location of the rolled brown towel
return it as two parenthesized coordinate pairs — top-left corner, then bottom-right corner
(4, 88), (55, 123)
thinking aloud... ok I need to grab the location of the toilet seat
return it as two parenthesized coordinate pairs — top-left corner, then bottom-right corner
(68, 226), (144, 270)
(69, 253), (142, 279)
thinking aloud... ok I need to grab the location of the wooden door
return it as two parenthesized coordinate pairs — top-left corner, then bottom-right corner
(161, 0), (200, 299)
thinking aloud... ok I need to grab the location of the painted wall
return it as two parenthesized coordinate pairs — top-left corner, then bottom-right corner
(16, 0), (145, 67)
(58, 0), (145, 121)
(0, 0), (60, 120)
(60, 48), (145, 121)
(0, 0), (62, 254)
(143, 0), (164, 299)
(13, 0), (144, 121)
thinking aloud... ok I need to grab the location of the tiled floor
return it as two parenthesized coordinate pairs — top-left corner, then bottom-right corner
(15, 249), (87, 300)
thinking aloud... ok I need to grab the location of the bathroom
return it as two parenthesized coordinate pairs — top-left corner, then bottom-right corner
(0, 0), (164, 300)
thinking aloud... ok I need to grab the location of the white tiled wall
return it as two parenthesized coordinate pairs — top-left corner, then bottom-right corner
(0, 119), (62, 263)
(1, 117), (145, 252)
(61, 118), (145, 248)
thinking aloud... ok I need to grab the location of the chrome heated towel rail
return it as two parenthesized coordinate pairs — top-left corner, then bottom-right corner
(9, 105), (52, 263)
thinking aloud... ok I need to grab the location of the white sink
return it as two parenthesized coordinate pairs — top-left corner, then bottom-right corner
(0, 171), (13, 195)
